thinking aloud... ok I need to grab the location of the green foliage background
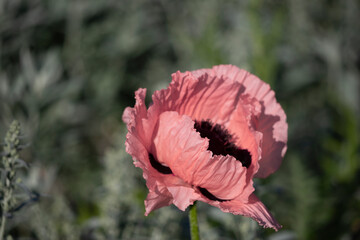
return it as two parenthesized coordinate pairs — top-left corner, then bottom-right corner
(0, 0), (359, 239)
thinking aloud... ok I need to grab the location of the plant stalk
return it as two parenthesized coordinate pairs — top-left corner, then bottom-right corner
(0, 198), (8, 240)
(189, 201), (200, 240)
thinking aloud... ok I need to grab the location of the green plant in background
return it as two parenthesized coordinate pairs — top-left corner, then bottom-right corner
(96, 133), (137, 240)
(248, 0), (285, 85)
(30, 195), (80, 240)
(0, 121), (30, 240)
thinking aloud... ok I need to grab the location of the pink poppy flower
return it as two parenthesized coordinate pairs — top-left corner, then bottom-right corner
(123, 65), (287, 231)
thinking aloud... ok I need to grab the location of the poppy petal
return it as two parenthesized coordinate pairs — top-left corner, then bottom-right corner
(192, 65), (288, 178)
(213, 193), (281, 231)
(145, 180), (200, 215)
(145, 186), (173, 216)
(167, 185), (200, 211)
(151, 71), (244, 126)
(123, 89), (200, 215)
(153, 111), (253, 201)
(152, 111), (211, 181)
(193, 154), (254, 201)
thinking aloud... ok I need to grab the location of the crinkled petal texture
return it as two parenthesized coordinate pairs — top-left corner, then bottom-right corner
(191, 65), (288, 178)
(123, 65), (287, 231)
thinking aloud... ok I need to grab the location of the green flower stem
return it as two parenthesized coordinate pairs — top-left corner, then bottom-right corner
(189, 201), (200, 240)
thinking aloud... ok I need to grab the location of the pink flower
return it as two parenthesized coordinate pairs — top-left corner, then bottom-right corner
(123, 65), (287, 231)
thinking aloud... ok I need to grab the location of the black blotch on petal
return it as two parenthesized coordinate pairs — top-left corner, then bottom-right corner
(194, 120), (252, 168)
(226, 148), (252, 168)
(198, 187), (228, 202)
(149, 153), (172, 174)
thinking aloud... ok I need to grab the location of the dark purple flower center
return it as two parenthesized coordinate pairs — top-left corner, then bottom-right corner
(194, 120), (251, 168)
